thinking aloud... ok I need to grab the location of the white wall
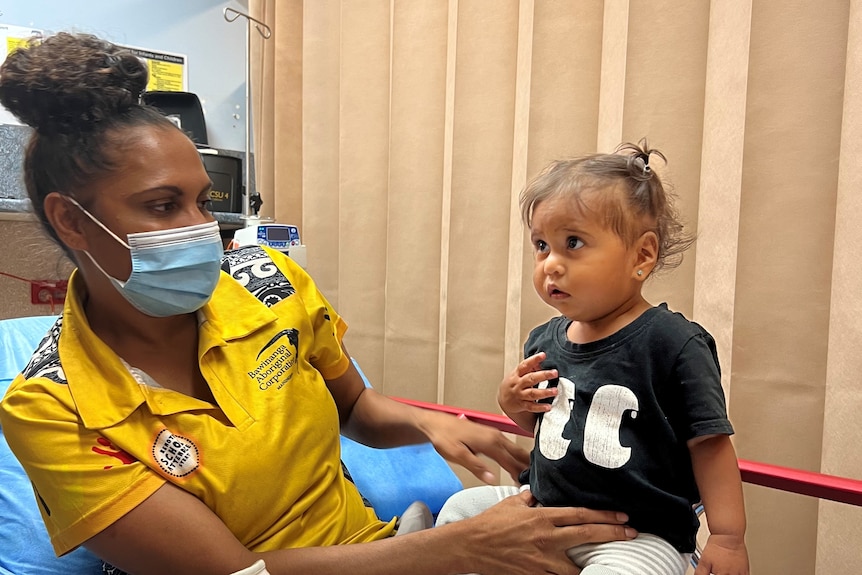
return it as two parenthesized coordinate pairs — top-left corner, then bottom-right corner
(2, 0), (251, 152)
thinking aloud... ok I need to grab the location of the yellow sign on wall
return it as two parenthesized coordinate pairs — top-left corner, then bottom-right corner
(0, 24), (43, 125)
(6, 34), (36, 55)
(0, 27), (189, 124)
(123, 46), (188, 92)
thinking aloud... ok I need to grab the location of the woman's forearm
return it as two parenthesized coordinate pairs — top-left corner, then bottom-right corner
(261, 521), (473, 575)
(264, 491), (634, 575)
(340, 385), (436, 447)
(87, 481), (633, 575)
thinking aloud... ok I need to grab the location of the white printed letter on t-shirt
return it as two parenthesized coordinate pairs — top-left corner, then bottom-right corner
(537, 377), (575, 460)
(537, 380), (638, 469)
(583, 385), (638, 469)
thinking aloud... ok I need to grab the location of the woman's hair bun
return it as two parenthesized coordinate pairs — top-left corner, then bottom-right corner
(0, 32), (149, 135)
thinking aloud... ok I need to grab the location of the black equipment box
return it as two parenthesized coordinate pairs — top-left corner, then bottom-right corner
(201, 153), (242, 213)
(142, 91), (209, 146)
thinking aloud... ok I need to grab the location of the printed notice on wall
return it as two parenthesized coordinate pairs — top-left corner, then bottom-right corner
(121, 45), (188, 92)
(0, 27), (188, 126)
(0, 24), (43, 126)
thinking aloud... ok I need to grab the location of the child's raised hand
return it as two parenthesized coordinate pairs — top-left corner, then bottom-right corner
(497, 352), (559, 427)
(694, 534), (749, 575)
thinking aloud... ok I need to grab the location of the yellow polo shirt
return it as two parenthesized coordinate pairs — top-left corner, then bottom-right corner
(0, 246), (395, 556)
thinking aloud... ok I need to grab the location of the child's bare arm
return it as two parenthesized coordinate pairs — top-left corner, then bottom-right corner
(497, 352), (558, 433)
(688, 434), (749, 575)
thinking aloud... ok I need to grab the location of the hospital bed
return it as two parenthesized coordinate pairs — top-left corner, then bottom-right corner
(2, 315), (862, 574)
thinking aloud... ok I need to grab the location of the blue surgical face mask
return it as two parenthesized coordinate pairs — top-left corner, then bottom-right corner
(66, 197), (224, 317)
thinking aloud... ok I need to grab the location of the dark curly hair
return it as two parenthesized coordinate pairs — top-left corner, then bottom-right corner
(519, 139), (695, 274)
(0, 32), (179, 256)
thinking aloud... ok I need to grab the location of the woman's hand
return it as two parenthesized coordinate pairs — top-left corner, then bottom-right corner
(460, 490), (637, 575)
(694, 534), (749, 575)
(421, 411), (530, 483)
(498, 352), (558, 432)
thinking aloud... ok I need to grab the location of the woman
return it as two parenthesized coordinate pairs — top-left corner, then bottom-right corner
(0, 32), (636, 575)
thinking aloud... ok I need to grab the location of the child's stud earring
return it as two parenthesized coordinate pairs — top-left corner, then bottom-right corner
(637, 270), (644, 276)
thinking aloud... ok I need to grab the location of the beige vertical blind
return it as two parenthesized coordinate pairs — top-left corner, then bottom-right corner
(249, 1), (862, 572)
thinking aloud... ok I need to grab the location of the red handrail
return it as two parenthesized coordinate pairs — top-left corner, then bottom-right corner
(737, 459), (862, 507)
(393, 396), (862, 507)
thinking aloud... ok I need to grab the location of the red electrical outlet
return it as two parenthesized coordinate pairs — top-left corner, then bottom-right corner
(30, 280), (69, 305)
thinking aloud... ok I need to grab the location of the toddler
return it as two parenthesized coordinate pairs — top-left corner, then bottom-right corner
(437, 141), (749, 575)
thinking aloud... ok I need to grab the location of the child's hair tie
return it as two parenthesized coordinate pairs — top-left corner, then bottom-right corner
(636, 152), (651, 175)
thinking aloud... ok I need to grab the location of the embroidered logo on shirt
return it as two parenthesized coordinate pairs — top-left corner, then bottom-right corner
(249, 328), (299, 391)
(92, 437), (136, 469)
(221, 245), (296, 306)
(152, 429), (200, 478)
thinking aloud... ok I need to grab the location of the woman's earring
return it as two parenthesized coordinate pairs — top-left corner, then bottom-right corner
(637, 270), (644, 276)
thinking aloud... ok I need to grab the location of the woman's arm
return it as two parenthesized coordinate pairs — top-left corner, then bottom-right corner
(325, 345), (529, 483)
(85, 481), (636, 575)
(688, 434), (749, 575)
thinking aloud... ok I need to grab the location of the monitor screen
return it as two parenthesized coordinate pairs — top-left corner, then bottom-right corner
(266, 226), (294, 241)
